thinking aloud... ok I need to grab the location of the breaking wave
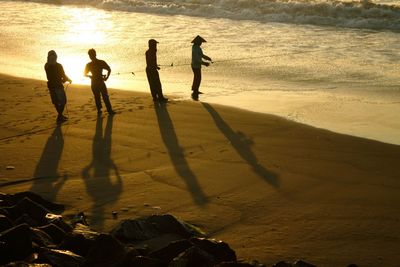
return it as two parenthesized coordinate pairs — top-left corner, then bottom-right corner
(16, 0), (400, 31)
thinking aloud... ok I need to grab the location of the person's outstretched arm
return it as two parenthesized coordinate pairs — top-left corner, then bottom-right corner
(202, 54), (212, 62)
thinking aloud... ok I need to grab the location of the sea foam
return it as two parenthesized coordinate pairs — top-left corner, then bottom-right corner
(18, 0), (400, 30)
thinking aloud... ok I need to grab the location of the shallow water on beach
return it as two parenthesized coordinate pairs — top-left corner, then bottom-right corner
(0, 0), (399, 144)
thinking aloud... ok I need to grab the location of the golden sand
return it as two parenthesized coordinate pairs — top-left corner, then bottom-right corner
(0, 74), (399, 266)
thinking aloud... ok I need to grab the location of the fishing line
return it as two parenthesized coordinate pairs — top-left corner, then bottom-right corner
(113, 44), (360, 75)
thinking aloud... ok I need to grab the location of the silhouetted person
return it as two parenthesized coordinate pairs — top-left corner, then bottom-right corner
(84, 48), (115, 114)
(44, 50), (72, 122)
(146, 39), (168, 102)
(191, 35), (212, 100)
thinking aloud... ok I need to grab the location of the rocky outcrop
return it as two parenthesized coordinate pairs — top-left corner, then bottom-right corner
(0, 191), (321, 267)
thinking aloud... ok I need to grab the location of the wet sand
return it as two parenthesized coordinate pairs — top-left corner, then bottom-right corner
(0, 74), (399, 266)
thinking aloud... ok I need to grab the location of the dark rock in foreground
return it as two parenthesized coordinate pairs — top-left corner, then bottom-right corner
(0, 223), (32, 264)
(0, 191), (322, 267)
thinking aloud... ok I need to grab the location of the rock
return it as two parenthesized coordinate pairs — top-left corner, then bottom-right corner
(49, 217), (72, 233)
(72, 223), (100, 240)
(37, 248), (85, 267)
(59, 232), (92, 257)
(3, 262), (52, 266)
(32, 228), (54, 247)
(0, 223), (32, 265)
(84, 233), (128, 267)
(129, 256), (164, 267)
(45, 213), (62, 222)
(14, 213), (40, 227)
(215, 261), (266, 267)
(59, 223), (100, 256)
(146, 215), (198, 239)
(0, 208), (11, 217)
(4, 197), (50, 225)
(293, 260), (316, 267)
(169, 246), (216, 267)
(0, 214), (13, 232)
(0, 192), (64, 212)
(272, 261), (292, 267)
(70, 212), (88, 226)
(111, 218), (159, 242)
(190, 237), (237, 263)
(149, 239), (193, 263)
(37, 223), (66, 244)
(273, 260), (316, 267)
(111, 214), (201, 243)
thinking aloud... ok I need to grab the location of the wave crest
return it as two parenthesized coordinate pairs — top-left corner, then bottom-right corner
(22, 0), (400, 30)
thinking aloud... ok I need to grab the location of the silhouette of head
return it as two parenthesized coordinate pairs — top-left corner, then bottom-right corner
(88, 48), (97, 60)
(148, 39), (158, 50)
(191, 35), (206, 45)
(47, 50), (57, 64)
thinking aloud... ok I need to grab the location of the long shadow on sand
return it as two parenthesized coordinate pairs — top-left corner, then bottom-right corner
(82, 114), (122, 229)
(30, 124), (67, 201)
(202, 103), (279, 188)
(154, 102), (207, 205)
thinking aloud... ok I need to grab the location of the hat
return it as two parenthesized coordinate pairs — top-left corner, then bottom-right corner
(148, 39), (159, 45)
(191, 35), (207, 44)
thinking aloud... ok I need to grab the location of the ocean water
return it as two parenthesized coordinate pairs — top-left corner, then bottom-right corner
(0, 0), (399, 144)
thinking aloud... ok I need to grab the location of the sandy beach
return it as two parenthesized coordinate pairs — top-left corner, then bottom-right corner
(0, 73), (400, 266)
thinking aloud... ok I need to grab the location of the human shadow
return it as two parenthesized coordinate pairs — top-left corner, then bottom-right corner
(202, 103), (279, 188)
(154, 102), (207, 205)
(30, 125), (67, 202)
(82, 114), (122, 229)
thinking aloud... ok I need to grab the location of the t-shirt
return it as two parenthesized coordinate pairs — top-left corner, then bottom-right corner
(44, 63), (70, 89)
(84, 59), (111, 83)
(146, 49), (158, 70)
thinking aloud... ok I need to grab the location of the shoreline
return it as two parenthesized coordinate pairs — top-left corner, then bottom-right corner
(2, 71), (399, 147)
(1, 73), (400, 266)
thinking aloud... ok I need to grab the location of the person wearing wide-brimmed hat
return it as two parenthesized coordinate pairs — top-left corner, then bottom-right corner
(44, 50), (72, 122)
(191, 35), (212, 100)
(146, 39), (167, 102)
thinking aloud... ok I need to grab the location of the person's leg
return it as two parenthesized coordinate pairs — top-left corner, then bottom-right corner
(191, 67), (201, 94)
(99, 83), (113, 113)
(146, 69), (158, 101)
(91, 86), (102, 113)
(56, 88), (67, 116)
(49, 88), (59, 114)
(154, 70), (166, 100)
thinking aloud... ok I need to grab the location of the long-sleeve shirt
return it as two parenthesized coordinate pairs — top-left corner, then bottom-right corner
(191, 44), (204, 69)
(145, 49), (158, 70)
(44, 63), (70, 89)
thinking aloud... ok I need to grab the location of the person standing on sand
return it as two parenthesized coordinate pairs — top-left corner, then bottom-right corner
(191, 35), (212, 100)
(146, 39), (168, 102)
(44, 50), (72, 123)
(84, 48), (115, 115)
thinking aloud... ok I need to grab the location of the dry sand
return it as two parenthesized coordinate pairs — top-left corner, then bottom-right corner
(0, 73), (399, 266)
